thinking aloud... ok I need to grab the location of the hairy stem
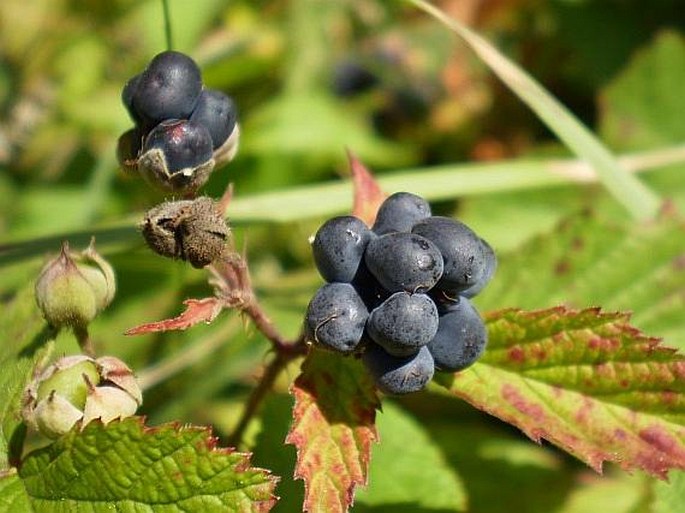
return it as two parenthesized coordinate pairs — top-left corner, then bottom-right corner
(207, 245), (307, 447)
(209, 252), (308, 355)
(74, 325), (95, 357)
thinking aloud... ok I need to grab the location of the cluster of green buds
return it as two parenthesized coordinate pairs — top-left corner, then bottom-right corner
(22, 355), (142, 439)
(34, 240), (116, 331)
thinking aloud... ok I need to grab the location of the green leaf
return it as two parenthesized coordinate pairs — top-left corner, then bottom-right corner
(652, 469), (685, 513)
(434, 307), (685, 478)
(553, 473), (646, 513)
(286, 349), (380, 513)
(0, 287), (53, 471)
(18, 417), (277, 512)
(406, 0), (661, 221)
(355, 401), (466, 512)
(0, 470), (31, 513)
(476, 213), (685, 349)
(601, 31), (685, 151)
(244, 93), (412, 167)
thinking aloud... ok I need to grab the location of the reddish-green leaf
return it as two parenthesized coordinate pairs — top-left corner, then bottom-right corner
(434, 307), (685, 478)
(286, 349), (380, 513)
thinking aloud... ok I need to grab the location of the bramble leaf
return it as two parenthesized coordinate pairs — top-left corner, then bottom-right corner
(287, 349), (380, 513)
(434, 307), (685, 478)
(355, 401), (467, 511)
(601, 30), (685, 151)
(0, 470), (31, 513)
(652, 469), (685, 513)
(476, 213), (685, 349)
(17, 417), (278, 512)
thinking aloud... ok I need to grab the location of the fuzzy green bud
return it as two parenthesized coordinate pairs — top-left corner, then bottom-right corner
(22, 355), (142, 439)
(35, 240), (116, 330)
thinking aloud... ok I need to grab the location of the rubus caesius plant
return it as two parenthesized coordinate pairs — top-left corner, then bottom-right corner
(1, 1), (684, 512)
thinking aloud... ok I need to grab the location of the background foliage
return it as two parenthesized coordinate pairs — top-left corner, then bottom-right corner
(1, 0), (685, 511)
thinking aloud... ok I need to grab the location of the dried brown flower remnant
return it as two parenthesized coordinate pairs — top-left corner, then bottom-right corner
(141, 196), (230, 268)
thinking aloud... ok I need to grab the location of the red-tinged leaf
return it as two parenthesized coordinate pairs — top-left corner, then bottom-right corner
(348, 150), (386, 226)
(434, 307), (685, 478)
(125, 297), (222, 335)
(286, 349), (380, 513)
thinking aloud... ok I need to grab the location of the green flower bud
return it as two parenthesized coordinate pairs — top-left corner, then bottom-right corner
(22, 355), (142, 439)
(35, 240), (116, 330)
(23, 355), (98, 439)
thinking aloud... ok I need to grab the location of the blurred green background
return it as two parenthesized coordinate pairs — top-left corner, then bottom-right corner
(1, 0), (685, 511)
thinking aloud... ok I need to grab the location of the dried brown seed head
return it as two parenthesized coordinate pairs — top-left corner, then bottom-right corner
(141, 197), (230, 268)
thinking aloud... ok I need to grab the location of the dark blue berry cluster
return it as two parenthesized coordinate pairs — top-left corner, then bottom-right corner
(305, 192), (496, 395)
(117, 51), (239, 194)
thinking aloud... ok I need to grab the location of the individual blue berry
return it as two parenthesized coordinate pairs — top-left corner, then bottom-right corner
(132, 51), (203, 127)
(427, 297), (487, 372)
(461, 238), (497, 298)
(189, 89), (238, 150)
(364, 232), (444, 293)
(412, 216), (487, 293)
(367, 292), (439, 357)
(122, 73), (142, 124)
(372, 192), (432, 235)
(332, 60), (378, 97)
(143, 119), (213, 174)
(304, 283), (368, 354)
(311, 216), (373, 283)
(351, 261), (389, 311)
(363, 344), (434, 395)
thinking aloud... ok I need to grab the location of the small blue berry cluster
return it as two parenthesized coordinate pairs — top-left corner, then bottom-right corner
(118, 51), (239, 195)
(305, 192), (496, 395)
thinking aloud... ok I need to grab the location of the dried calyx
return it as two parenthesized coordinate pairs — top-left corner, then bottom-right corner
(35, 240), (116, 330)
(141, 196), (230, 268)
(22, 355), (142, 439)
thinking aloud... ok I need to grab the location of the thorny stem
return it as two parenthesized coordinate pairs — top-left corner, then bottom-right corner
(208, 235), (307, 445)
(210, 253), (307, 354)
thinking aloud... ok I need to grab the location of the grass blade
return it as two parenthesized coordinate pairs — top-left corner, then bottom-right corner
(406, 0), (662, 221)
